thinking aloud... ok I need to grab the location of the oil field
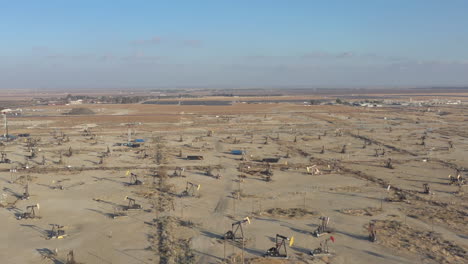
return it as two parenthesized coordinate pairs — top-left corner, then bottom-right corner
(0, 91), (467, 264)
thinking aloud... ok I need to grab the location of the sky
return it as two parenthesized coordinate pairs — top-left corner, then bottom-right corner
(1, 0), (468, 89)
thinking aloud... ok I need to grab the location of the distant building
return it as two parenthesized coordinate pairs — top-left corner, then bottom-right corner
(69, 99), (83, 105)
(1, 108), (22, 115)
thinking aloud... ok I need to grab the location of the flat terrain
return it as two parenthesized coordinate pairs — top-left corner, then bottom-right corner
(1, 98), (467, 264)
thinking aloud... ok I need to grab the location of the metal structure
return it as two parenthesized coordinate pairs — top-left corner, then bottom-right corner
(385, 158), (394, 169)
(423, 183), (430, 194)
(172, 167), (185, 177)
(449, 174), (465, 186)
(306, 165), (321, 175)
(129, 173), (142, 186)
(127, 126), (132, 143)
(51, 180), (64, 190)
(111, 206), (128, 219)
(149, 170), (159, 184)
(368, 221), (377, 242)
(181, 181), (200, 197)
(66, 147), (73, 157)
(17, 204), (40, 219)
(313, 216), (331, 237)
(124, 196), (142, 210)
(66, 250), (77, 264)
(205, 167), (214, 177)
(263, 163), (273, 182)
(310, 236), (335, 256)
(57, 151), (63, 164)
(21, 183), (30, 200)
(0, 152), (11, 163)
(241, 152), (249, 161)
(264, 234), (294, 258)
(341, 145), (346, 154)
(27, 147), (37, 159)
(48, 224), (66, 239)
(223, 217), (250, 241)
(205, 167), (220, 179)
(3, 114), (8, 138)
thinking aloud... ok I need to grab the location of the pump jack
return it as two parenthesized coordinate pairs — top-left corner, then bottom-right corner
(306, 165), (321, 175)
(310, 236), (335, 256)
(181, 182), (200, 197)
(172, 167), (185, 177)
(48, 224), (67, 239)
(340, 145), (346, 154)
(128, 173), (142, 186)
(123, 196), (142, 210)
(264, 234), (294, 258)
(21, 183), (30, 200)
(17, 204), (40, 219)
(223, 217), (250, 241)
(423, 183), (431, 194)
(385, 158), (394, 169)
(0, 152), (11, 163)
(449, 173), (465, 186)
(313, 216), (332, 237)
(262, 163), (273, 182)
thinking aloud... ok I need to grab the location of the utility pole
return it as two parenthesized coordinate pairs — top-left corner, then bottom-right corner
(224, 233), (227, 261)
(127, 127), (131, 143)
(303, 193), (306, 210)
(238, 177), (241, 200)
(3, 114), (8, 138)
(242, 239), (245, 264)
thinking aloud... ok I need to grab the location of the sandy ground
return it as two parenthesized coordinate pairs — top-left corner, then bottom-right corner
(1, 100), (467, 264)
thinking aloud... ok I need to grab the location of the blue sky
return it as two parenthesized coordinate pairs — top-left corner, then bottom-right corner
(1, 0), (467, 89)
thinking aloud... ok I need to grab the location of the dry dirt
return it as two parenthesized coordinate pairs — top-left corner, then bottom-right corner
(1, 98), (467, 264)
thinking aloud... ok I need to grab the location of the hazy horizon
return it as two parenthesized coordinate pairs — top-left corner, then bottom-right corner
(1, 1), (468, 89)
